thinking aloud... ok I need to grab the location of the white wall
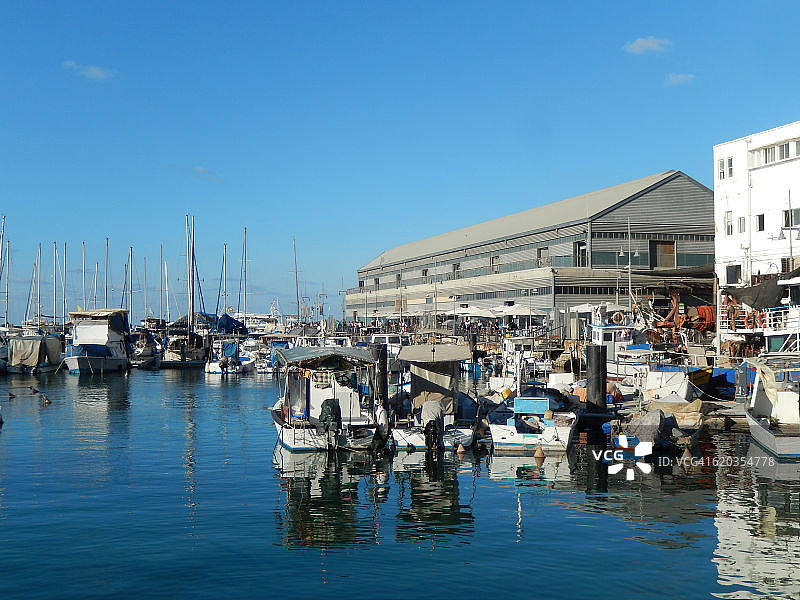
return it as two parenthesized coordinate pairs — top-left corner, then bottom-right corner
(715, 121), (800, 288)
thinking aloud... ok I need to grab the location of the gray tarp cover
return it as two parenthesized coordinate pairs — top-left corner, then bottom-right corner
(421, 398), (445, 425)
(9, 337), (42, 367)
(9, 336), (61, 367)
(725, 266), (800, 310)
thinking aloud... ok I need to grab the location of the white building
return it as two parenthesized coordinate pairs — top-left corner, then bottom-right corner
(715, 120), (800, 287)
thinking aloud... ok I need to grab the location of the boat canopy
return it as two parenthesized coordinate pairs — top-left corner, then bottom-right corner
(68, 309), (129, 334)
(397, 344), (471, 364)
(274, 346), (375, 368)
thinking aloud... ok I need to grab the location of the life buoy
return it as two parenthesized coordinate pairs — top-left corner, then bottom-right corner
(611, 312), (624, 325)
(756, 311), (767, 328)
(743, 312), (754, 329)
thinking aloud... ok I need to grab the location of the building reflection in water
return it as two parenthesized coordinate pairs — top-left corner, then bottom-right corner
(714, 442), (800, 599)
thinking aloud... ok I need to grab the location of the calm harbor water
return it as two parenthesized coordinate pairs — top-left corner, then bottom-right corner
(0, 371), (797, 599)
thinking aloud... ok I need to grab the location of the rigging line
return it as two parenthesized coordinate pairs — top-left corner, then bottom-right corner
(213, 251), (224, 331)
(193, 247), (207, 319)
(120, 264), (128, 309)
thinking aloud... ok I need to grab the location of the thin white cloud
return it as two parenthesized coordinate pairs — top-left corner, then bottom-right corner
(666, 73), (695, 86)
(62, 59), (117, 81)
(194, 166), (222, 183)
(623, 36), (671, 54)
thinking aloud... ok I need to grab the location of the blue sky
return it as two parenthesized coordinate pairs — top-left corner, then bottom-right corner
(2, 1), (799, 323)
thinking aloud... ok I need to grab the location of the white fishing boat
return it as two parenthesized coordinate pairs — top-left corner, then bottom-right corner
(391, 344), (476, 452)
(488, 383), (577, 453)
(271, 346), (380, 451)
(744, 353), (800, 458)
(64, 309), (131, 374)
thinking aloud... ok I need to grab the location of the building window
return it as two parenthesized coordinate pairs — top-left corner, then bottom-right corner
(573, 241), (587, 267)
(764, 146), (776, 164)
(738, 216), (746, 233)
(490, 255), (500, 274)
(718, 159), (725, 180)
(727, 157), (733, 178)
(780, 142), (790, 160)
(783, 209), (800, 228)
(726, 264), (742, 285)
(537, 246), (550, 267)
(724, 211), (733, 235)
(452, 263), (460, 279)
(374, 277), (380, 287)
(358, 280), (364, 288)
(421, 268), (428, 278)
(756, 214), (765, 231)
(650, 240), (675, 269)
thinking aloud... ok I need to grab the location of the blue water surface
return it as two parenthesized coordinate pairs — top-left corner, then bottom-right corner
(0, 371), (792, 599)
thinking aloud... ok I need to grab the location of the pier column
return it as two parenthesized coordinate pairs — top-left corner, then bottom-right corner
(585, 344), (607, 410)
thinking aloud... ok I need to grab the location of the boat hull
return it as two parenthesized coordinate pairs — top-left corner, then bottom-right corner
(746, 409), (800, 458)
(392, 425), (474, 451)
(64, 355), (128, 374)
(271, 409), (376, 452)
(489, 423), (574, 453)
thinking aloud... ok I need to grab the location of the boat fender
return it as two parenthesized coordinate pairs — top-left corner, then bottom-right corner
(611, 312), (624, 325)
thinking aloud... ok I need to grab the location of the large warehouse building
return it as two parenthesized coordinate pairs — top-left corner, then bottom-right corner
(345, 170), (715, 327)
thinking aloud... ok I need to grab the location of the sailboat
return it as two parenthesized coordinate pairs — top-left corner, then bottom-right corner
(162, 216), (208, 369)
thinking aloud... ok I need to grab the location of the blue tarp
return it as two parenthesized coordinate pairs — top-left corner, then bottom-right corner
(216, 313), (248, 335)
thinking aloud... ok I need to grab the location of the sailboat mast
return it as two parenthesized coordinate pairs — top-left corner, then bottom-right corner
(186, 215), (191, 337)
(0, 216), (5, 297)
(104, 237), (109, 308)
(36, 243), (41, 327)
(191, 216), (195, 335)
(243, 227), (247, 325)
(129, 246), (134, 325)
(93, 262), (98, 309)
(223, 242), (227, 312)
(143, 256), (147, 320)
(63, 242), (67, 328)
(82, 241), (86, 309)
(293, 236), (300, 325)
(159, 244), (163, 321)
(53, 241), (57, 329)
(4, 240), (9, 327)
(165, 260), (170, 321)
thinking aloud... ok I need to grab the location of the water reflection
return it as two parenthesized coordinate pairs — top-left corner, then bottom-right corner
(272, 447), (474, 547)
(273, 447), (369, 547)
(713, 442), (800, 599)
(394, 452), (474, 543)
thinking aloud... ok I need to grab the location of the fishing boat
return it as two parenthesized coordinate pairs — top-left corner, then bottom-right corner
(488, 381), (577, 453)
(64, 309), (131, 374)
(271, 346), (381, 451)
(391, 344), (476, 452)
(744, 353), (800, 458)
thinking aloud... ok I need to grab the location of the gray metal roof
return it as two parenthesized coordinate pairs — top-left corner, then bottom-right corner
(361, 170), (680, 271)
